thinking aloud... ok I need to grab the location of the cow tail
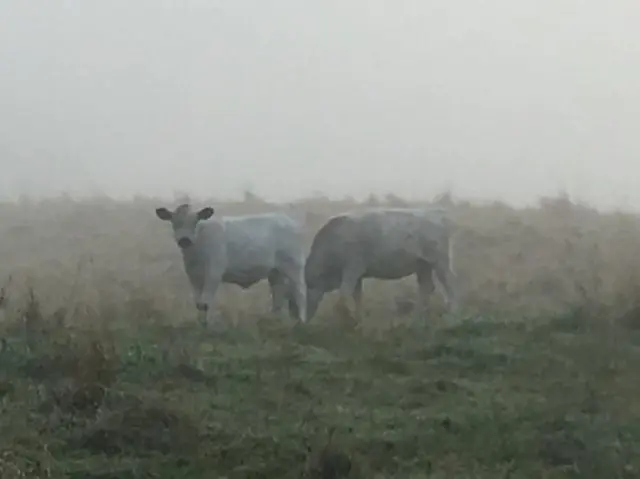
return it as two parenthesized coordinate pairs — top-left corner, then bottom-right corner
(444, 216), (456, 274)
(449, 231), (455, 274)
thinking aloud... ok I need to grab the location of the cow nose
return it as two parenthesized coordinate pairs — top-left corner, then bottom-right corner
(177, 237), (192, 248)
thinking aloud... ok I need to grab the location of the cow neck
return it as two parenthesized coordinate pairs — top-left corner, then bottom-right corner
(180, 242), (201, 267)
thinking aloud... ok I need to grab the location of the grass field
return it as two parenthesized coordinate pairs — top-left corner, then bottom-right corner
(1, 193), (640, 478)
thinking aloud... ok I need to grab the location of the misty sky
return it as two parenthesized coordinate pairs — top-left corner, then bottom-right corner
(1, 1), (638, 208)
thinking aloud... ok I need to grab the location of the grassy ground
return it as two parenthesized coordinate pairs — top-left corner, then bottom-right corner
(2, 297), (640, 478)
(2, 194), (640, 477)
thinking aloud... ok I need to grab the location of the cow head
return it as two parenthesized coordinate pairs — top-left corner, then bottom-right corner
(155, 203), (214, 249)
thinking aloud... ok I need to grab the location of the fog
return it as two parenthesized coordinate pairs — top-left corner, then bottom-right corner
(1, 1), (638, 208)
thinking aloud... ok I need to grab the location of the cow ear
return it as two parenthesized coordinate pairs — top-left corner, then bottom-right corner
(197, 207), (214, 220)
(155, 207), (173, 221)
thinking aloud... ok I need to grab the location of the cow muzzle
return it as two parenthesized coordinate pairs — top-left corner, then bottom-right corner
(177, 237), (193, 249)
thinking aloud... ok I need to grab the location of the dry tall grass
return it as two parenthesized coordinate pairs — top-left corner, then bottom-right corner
(1, 192), (639, 322)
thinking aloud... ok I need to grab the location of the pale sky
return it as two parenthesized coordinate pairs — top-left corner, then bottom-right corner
(0, 1), (638, 208)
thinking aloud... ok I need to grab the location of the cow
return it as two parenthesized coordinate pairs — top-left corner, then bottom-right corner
(304, 207), (459, 321)
(155, 203), (307, 325)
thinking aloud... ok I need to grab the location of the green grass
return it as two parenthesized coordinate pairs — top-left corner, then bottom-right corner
(2, 302), (640, 478)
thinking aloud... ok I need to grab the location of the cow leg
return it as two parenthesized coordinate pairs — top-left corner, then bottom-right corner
(286, 284), (300, 320)
(197, 276), (221, 326)
(433, 261), (459, 313)
(279, 260), (307, 323)
(191, 285), (207, 326)
(416, 261), (436, 317)
(337, 263), (364, 322)
(196, 303), (208, 327)
(268, 270), (287, 318)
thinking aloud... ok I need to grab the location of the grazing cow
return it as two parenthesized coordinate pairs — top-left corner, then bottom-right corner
(155, 204), (307, 325)
(304, 207), (459, 321)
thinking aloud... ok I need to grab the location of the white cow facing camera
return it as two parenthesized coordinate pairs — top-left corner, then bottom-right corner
(155, 203), (307, 325)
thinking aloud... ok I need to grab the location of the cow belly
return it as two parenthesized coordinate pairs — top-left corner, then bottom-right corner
(364, 256), (418, 280)
(223, 266), (271, 289)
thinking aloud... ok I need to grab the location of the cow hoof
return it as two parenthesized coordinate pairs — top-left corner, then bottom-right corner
(196, 303), (209, 312)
